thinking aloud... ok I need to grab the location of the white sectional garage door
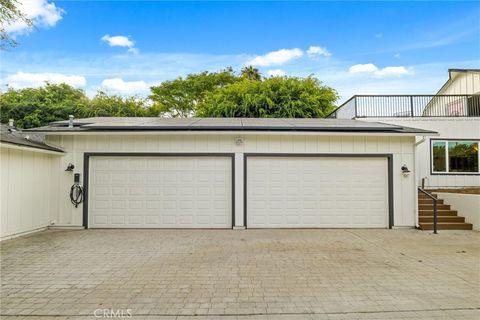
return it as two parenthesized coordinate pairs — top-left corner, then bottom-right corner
(88, 156), (232, 228)
(247, 156), (389, 228)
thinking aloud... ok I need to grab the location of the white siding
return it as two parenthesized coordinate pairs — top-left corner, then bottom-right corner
(46, 133), (417, 228)
(360, 71), (480, 187)
(361, 118), (480, 188)
(438, 72), (480, 95)
(0, 146), (59, 239)
(424, 72), (480, 116)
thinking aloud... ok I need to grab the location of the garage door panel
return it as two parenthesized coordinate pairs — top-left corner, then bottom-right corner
(111, 173), (127, 184)
(111, 187), (126, 196)
(89, 156), (232, 228)
(93, 200), (109, 210)
(128, 215), (142, 225)
(93, 215), (108, 225)
(93, 186), (109, 196)
(247, 157), (388, 228)
(94, 172), (110, 184)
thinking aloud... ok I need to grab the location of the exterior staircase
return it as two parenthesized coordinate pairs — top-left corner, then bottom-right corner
(418, 191), (473, 230)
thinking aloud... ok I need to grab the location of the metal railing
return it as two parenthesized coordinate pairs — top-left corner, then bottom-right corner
(418, 187), (438, 234)
(330, 94), (480, 119)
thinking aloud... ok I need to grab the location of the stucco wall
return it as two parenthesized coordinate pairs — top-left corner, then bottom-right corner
(0, 145), (60, 240)
(435, 193), (480, 231)
(45, 133), (417, 228)
(360, 118), (480, 188)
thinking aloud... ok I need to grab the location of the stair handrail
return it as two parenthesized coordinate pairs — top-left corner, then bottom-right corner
(418, 187), (438, 234)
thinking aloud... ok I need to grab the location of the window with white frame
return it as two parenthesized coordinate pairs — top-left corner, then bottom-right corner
(431, 140), (479, 174)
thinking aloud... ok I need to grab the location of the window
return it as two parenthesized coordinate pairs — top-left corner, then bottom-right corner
(432, 141), (447, 172)
(432, 140), (479, 174)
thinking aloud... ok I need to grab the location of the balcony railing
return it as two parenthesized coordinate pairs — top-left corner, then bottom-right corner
(330, 95), (480, 119)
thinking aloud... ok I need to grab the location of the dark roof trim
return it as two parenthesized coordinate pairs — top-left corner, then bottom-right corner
(25, 117), (437, 135)
(448, 68), (480, 73)
(1, 124), (64, 153)
(0, 140), (64, 153)
(26, 127), (435, 134)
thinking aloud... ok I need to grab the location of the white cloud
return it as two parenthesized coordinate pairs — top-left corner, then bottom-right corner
(349, 63), (379, 74)
(349, 64), (412, 78)
(100, 78), (149, 94)
(101, 35), (138, 54)
(307, 46), (331, 58)
(246, 48), (303, 67)
(127, 47), (139, 55)
(267, 69), (286, 77)
(101, 35), (134, 48)
(5, 0), (64, 35)
(4, 72), (86, 89)
(394, 53), (401, 58)
(375, 66), (412, 77)
(5, 48), (472, 101)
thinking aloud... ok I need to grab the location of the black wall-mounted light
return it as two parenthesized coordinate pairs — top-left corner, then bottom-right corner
(65, 163), (75, 172)
(401, 164), (411, 176)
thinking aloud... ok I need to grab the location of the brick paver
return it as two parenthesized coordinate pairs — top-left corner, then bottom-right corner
(1, 229), (479, 319)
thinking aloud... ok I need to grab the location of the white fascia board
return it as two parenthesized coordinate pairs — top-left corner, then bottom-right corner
(0, 142), (64, 155)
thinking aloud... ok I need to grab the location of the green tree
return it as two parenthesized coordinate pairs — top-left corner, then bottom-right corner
(240, 66), (262, 81)
(149, 68), (239, 117)
(196, 76), (338, 118)
(0, 83), (88, 128)
(77, 91), (149, 118)
(1, 0), (32, 49)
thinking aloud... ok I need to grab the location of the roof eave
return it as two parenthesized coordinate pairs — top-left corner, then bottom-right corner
(25, 129), (437, 136)
(0, 141), (64, 154)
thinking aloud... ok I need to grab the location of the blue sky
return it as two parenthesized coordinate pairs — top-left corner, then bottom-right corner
(2, 1), (479, 102)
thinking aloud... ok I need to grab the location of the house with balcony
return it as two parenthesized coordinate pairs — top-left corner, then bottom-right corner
(332, 69), (479, 231)
(332, 69), (480, 190)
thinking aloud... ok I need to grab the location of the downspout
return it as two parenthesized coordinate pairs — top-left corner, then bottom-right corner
(415, 136), (427, 147)
(414, 136), (427, 228)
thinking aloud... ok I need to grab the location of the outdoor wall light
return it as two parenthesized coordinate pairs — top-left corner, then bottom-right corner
(234, 137), (244, 145)
(65, 163), (75, 172)
(401, 164), (411, 176)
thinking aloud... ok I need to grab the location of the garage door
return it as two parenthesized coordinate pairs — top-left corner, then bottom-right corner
(88, 156), (232, 228)
(246, 156), (389, 228)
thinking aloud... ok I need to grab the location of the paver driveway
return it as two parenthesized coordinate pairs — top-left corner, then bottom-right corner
(1, 229), (479, 320)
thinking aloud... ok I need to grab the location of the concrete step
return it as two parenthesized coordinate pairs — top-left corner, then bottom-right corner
(419, 209), (458, 216)
(419, 216), (465, 223)
(419, 222), (473, 230)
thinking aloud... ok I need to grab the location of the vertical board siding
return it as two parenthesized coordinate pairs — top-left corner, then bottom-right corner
(439, 72), (480, 95)
(360, 118), (480, 187)
(0, 147), (58, 239)
(328, 136), (342, 153)
(0, 148), (9, 236)
(45, 133), (416, 228)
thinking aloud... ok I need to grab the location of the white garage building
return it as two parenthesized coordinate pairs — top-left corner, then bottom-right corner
(26, 117), (435, 230)
(0, 124), (64, 240)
